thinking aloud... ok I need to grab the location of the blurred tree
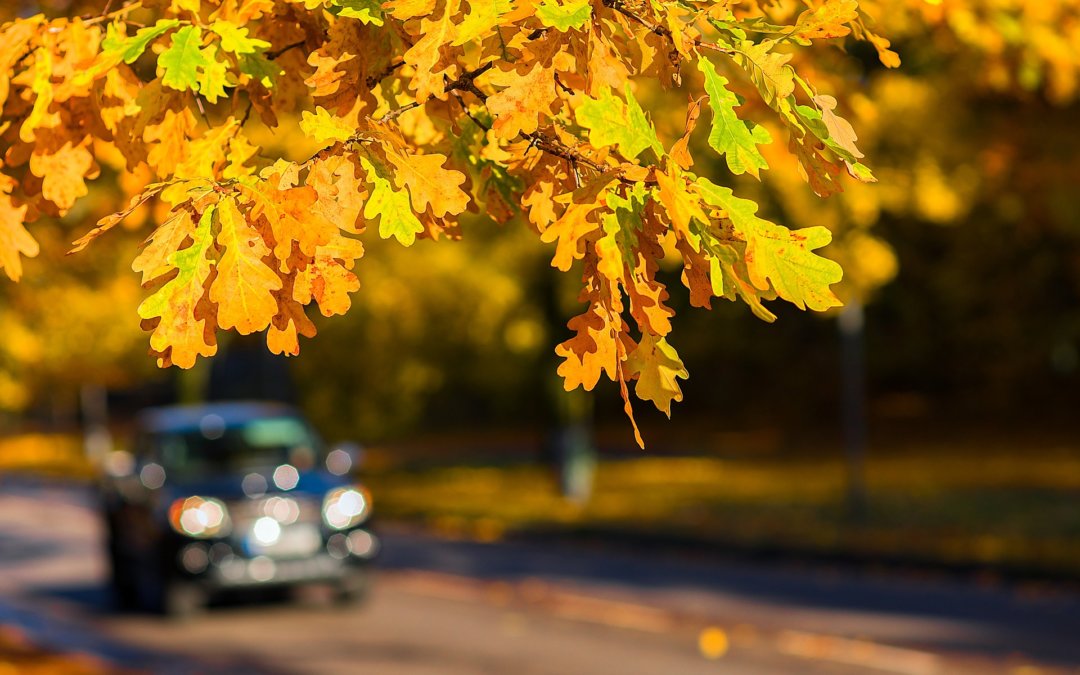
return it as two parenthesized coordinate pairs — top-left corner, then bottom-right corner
(0, 0), (1076, 448)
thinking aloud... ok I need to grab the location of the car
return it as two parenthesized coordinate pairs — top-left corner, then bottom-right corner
(100, 401), (377, 618)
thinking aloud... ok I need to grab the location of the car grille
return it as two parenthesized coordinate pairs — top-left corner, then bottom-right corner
(226, 496), (323, 559)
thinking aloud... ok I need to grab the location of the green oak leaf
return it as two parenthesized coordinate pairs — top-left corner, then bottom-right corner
(596, 183), (647, 280)
(698, 57), (772, 178)
(575, 85), (664, 160)
(331, 0), (386, 25)
(137, 205), (215, 322)
(359, 157), (424, 246)
(238, 53), (283, 88)
(199, 47), (231, 103)
(102, 19), (180, 65)
(695, 177), (842, 311)
(452, 0), (514, 46)
(209, 20), (271, 55)
(535, 0), (591, 31)
(160, 25), (211, 92)
(728, 38), (795, 107)
(300, 107), (355, 144)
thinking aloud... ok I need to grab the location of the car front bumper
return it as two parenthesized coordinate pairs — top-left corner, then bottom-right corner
(175, 527), (379, 590)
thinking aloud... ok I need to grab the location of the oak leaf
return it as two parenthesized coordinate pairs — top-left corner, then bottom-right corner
(574, 85), (663, 160)
(486, 62), (557, 140)
(359, 156), (424, 246)
(698, 58), (772, 178)
(0, 184), (37, 282)
(696, 177), (842, 311)
(386, 150), (470, 218)
(210, 196), (282, 334)
(137, 206), (218, 368)
(623, 332), (688, 417)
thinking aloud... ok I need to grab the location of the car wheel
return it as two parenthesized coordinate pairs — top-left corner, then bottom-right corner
(104, 524), (139, 611)
(106, 549), (139, 611)
(334, 567), (372, 607)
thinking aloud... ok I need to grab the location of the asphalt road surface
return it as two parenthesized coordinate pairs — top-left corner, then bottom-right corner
(1, 480), (1078, 674)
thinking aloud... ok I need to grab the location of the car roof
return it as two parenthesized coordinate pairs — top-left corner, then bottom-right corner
(135, 401), (303, 434)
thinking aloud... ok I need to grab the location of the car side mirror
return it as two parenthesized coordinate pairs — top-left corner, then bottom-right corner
(326, 442), (364, 476)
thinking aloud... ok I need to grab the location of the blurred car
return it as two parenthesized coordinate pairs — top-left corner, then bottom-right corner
(100, 402), (377, 617)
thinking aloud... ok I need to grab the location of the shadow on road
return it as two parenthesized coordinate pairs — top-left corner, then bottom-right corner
(378, 530), (1080, 666)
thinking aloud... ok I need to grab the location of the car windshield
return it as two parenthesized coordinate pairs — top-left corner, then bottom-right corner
(153, 415), (323, 477)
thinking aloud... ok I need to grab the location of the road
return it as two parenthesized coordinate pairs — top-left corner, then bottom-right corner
(0, 481), (1078, 674)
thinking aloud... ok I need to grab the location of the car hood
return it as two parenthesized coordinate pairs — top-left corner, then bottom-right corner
(163, 470), (351, 502)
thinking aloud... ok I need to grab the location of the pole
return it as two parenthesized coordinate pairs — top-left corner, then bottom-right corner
(838, 300), (867, 517)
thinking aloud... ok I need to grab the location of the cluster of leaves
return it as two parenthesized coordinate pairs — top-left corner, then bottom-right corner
(0, 0), (894, 444)
(862, 0), (1080, 104)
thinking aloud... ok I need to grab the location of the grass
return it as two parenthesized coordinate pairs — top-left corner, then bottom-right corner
(0, 433), (94, 480)
(367, 445), (1080, 576)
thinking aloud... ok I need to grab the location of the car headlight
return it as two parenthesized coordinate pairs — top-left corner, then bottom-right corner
(322, 486), (371, 529)
(168, 496), (231, 538)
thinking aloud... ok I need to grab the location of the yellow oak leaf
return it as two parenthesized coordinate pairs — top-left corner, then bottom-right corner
(307, 154), (368, 233)
(0, 18), (39, 111)
(383, 0), (437, 21)
(556, 306), (617, 391)
(623, 332), (688, 417)
(790, 0), (858, 40)
(300, 106), (355, 144)
(143, 106), (198, 177)
(654, 165), (709, 251)
(386, 149), (470, 218)
(132, 206), (198, 284)
(162, 119), (238, 203)
(19, 48), (56, 143)
(210, 196), (282, 334)
(28, 135), (98, 212)
(0, 186), (37, 282)
(402, 0), (460, 101)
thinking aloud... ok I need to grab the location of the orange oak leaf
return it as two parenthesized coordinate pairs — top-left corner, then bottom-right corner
(540, 177), (615, 271)
(266, 280), (317, 357)
(485, 62), (556, 140)
(242, 170), (337, 267)
(292, 234), (365, 317)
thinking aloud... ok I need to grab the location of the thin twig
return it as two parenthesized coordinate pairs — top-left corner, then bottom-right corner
(266, 40), (306, 60)
(453, 92), (490, 131)
(365, 60), (405, 89)
(380, 100), (421, 122)
(379, 61), (495, 121)
(84, 0), (139, 25)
